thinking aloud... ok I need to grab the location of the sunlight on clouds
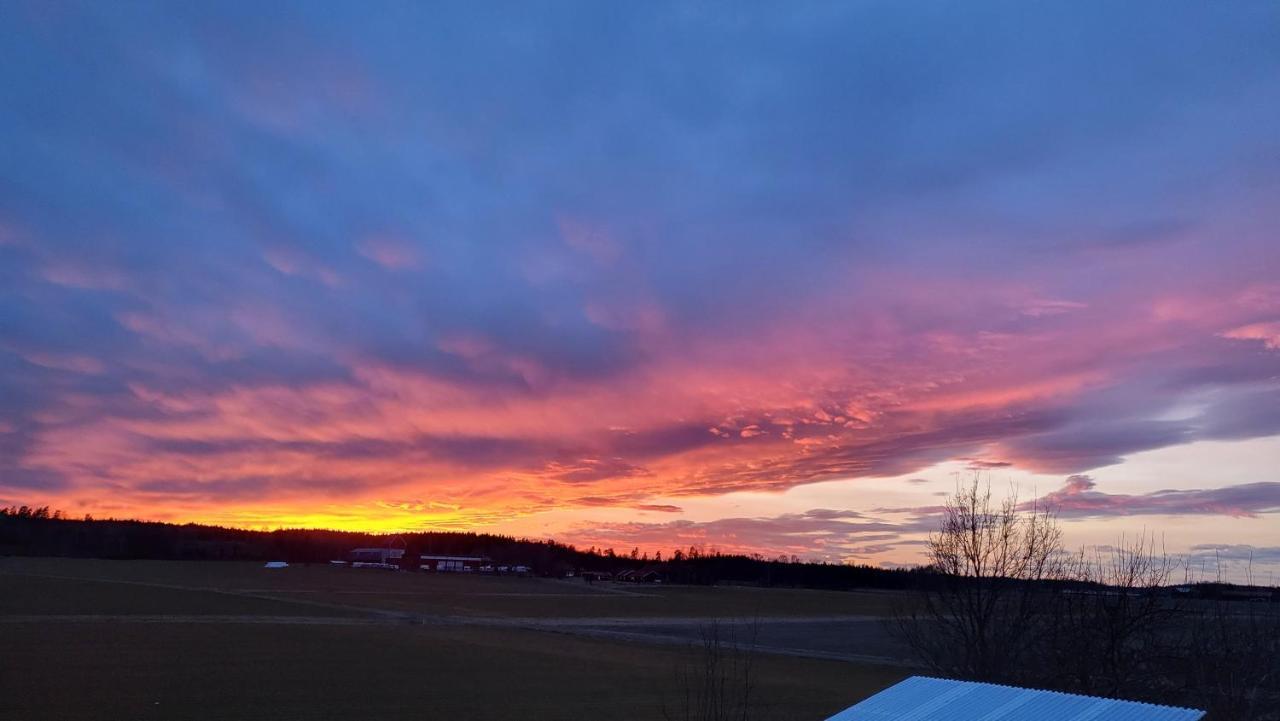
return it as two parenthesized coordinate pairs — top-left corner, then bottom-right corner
(0, 1), (1277, 576)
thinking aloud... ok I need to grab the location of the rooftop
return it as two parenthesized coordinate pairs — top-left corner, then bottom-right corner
(826, 677), (1205, 721)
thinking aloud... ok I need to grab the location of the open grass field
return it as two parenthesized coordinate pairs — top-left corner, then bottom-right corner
(0, 574), (365, 617)
(0, 557), (910, 720)
(0, 557), (906, 618)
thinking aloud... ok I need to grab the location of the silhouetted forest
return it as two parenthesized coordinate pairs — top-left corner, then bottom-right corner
(0, 505), (925, 590)
(6, 506), (1274, 600)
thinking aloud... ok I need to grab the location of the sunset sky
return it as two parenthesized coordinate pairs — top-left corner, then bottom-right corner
(2, 2), (1278, 582)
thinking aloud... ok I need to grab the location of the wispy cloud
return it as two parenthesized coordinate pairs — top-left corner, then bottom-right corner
(561, 509), (921, 562)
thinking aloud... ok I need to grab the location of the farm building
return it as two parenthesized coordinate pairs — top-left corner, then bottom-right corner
(615, 565), (665, 583)
(419, 554), (486, 572)
(826, 677), (1204, 720)
(347, 548), (405, 569)
(348, 548), (404, 564)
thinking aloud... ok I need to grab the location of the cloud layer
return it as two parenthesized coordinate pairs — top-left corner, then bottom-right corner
(1039, 476), (1280, 519)
(0, 2), (1277, 555)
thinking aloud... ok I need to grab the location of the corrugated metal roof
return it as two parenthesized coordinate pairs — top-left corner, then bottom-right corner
(825, 676), (1205, 721)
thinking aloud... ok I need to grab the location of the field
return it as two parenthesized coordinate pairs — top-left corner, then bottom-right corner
(0, 557), (910, 720)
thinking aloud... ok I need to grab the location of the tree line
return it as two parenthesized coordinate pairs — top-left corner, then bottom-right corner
(0, 505), (916, 590)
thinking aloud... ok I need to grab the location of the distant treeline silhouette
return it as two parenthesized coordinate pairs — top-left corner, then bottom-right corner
(0, 505), (925, 590)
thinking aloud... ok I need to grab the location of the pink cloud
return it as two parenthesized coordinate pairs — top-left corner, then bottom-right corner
(40, 262), (130, 291)
(1018, 298), (1088, 317)
(1222, 321), (1280, 350)
(557, 508), (919, 562)
(357, 234), (424, 271)
(9, 246), (1280, 537)
(262, 246), (342, 287)
(20, 352), (105, 375)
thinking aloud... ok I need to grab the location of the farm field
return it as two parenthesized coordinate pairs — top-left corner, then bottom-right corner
(0, 558), (910, 721)
(0, 556), (906, 618)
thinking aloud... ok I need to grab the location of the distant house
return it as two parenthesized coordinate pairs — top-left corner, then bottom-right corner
(419, 555), (486, 572)
(825, 676), (1204, 720)
(616, 564), (665, 583)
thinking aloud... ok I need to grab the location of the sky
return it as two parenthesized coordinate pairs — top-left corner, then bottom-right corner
(1, 1), (1278, 582)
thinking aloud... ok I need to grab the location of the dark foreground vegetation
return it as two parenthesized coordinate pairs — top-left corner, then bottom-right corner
(893, 479), (1280, 721)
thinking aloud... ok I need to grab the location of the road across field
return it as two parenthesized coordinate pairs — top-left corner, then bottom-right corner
(528, 617), (910, 665)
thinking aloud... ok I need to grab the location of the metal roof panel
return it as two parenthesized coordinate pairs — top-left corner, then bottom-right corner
(826, 677), (1205, 721)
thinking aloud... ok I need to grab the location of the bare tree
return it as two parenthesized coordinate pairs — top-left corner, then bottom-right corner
(894, 475), (1065, 682)
(895, 478), (1280, 719)
(664, 620), (760, 721)
(1038, 533), (1177, 697)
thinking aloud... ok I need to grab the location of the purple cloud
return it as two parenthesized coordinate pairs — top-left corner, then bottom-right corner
(1034, 476), (1280, 519)
(634, 504), (682, 513)
(567, 509), (918, 561)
